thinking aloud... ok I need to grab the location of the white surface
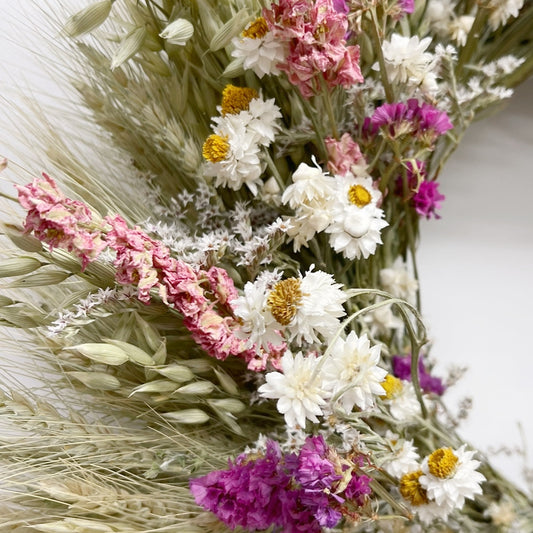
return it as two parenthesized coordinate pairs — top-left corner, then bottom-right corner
(1, 2), (533, 489)
(419, 79), (533, 489)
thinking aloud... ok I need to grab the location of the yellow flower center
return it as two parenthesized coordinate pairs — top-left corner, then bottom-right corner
(427, 447), (458, 479)
(348, 184), (372, 207)
(400, 470), (429, 506)
(242, 17), (268, 39)
(221, 85), (258, 116)
(267, 278), (303, 326)
(380, 374), (403, 400)
(202, 134), (229, 163)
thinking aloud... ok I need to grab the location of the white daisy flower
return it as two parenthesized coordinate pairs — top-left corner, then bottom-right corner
(322, 331), (387, 413)
(326, 175), (388, 260)
(282, 162), (336, 250)
(380, 375), (421, 422)
(281, 162), (337, 209)
(381, 431), (420, 478)
(231, 17), (285, 78)
(487, 0), (524, 29)
(258, 350), (327, 428)
(379, 257), (419, 303)
(202, 119), (264, 195)
(379, 34), (438, 95)
(420, 445), (486, 509)
(214, 87), (282, 146)
(266, 267), (347, 344)
(233, 278), (284, 351)
(399, 469), (455, 525)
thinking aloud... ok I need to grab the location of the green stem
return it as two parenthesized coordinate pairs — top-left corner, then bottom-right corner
(320, 77), (339, 140)
(456, 7), (488, 76)
(369, 8), (395, 103)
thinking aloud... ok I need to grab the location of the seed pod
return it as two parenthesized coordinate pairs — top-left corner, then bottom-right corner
(62, 0), (114, 37)
(6, 270), (70, 288)
(157, 364), (194, 383)
(174, 381), (215, 395)
(130, 380), (178, 395)
(104, 339), (155, 366)
(65, 343), (129, 365)
(214, 368), (239, 396)
(3, 225), (42, 252)
(111, 27), (147, 70)
(163, 409), (210, 424)
(0, 257), (42, 277)
(208, 398), (246, 414)
(68, 371), (121, 391)
(222, 57), (245, 78)
(209, 10), (251, 51)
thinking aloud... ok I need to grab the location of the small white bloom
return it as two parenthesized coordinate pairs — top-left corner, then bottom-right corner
(213, 95), (282, 146)
(282, 162), (337, 250)
(485, 498), (517, 527)
(363, 300), (404, 337)
(379, 34), (438, 95)
(420, 445), (486, 509)
(379, 257), (419, 303)
(381, 432), (420, 478)
(326, 175), (388, 260)
(203, 119), (264, 195)
(233, 277), (285, 350)
(282, 162), (337, 209)
(426, 0), (456, 35)
(381, 376), (421, 422)
(487, 0), (524, 30)
(322, 331), (387, 413)
(258, 350), (327, 428)
(449, 15), (475, 46)
(495, 55), (525, 75)
(231, 18), (285, 78)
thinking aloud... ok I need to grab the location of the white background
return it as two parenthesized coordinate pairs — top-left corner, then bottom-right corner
(1, 2), (532, 490)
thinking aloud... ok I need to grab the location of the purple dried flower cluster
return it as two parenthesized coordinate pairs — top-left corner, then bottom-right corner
(395, 160), (446, 219)
(366, 99), (453, 145)
(190, 435), (372, 532)
(412, 180), (446, 219)
(393, 354), (446, 395)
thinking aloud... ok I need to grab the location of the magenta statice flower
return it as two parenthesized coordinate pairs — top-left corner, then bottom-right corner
(398, 0), (415, 15)
(297, 435), (341, 491)
(369, 99), (453, 145)
(16, 173), (106, 268)
(393, 354), (446, 395)
(412, 180), (445, 219)
(190, 435), (372, 531)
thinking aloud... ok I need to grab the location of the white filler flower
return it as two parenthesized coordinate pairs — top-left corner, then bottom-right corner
(322, 331), (387, 413)
(258, 350), (327, 428)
